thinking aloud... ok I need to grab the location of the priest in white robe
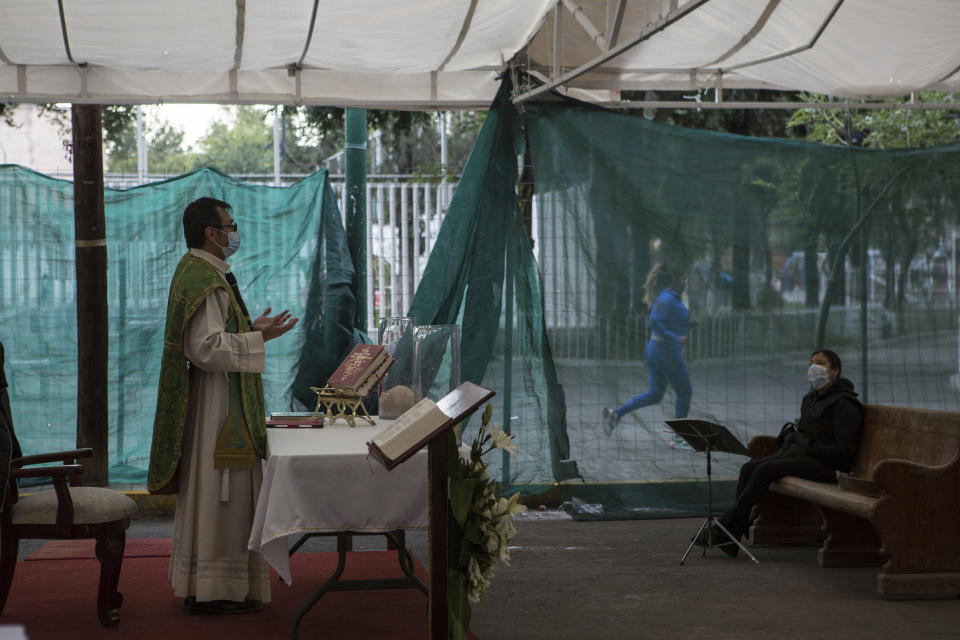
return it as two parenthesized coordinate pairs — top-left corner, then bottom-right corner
(148, 197), (298, 614)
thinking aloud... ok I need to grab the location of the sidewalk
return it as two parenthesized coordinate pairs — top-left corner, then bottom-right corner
(55, 509), (960, 640)
(470, 513), (960, 640)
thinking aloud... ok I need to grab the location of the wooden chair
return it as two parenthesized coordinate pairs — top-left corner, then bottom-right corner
(0, 342), (137, 626)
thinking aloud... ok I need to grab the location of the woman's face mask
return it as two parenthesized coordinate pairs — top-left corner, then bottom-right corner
(807, 363), (831, 390)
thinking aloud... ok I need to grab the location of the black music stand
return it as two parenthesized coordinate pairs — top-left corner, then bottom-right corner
(665, 418), (759, 565)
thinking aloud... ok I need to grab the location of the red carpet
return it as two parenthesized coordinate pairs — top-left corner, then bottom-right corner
(26, 538), (172, 560)
(4, 539), (474, 640)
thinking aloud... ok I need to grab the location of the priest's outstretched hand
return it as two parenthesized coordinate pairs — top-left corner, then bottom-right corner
(253, 307), (299, 341)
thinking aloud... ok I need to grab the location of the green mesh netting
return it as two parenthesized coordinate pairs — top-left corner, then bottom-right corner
(409, 80), (960, 518)
(0, 165), (344, 483)
(3, 78), (960, 520)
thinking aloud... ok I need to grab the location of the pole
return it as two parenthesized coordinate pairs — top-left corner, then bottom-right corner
(859, 218), (869, 402)
(135, 105), (146, 184)
(72, 104), (109, 486)
(273, 107), (282, 187)
(502, 245), (514, 485)
(345, 108), (368, 331)
(439, 112), (448, 179)
(427, 435), (450, 640)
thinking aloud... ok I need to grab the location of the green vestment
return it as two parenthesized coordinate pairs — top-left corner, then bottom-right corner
(148, 252), (266, 494)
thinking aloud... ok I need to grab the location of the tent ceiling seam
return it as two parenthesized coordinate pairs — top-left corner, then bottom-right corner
(56, 0), (82, 66)
(711, 0), (844, 74)
(553, 4), (562, 80)
(233, 0), (246, 71)
(0, 43), (14, 65)
(231, 0), (246, 97)
(511, 4), (554, 67)
(702, 0), (781, 68)
(521, 0), (844, 90)
(436, 0), (479, 73)
(513, 0), (715, 104)
(932, 62), (960, 88)
(297, 0), (322, 69)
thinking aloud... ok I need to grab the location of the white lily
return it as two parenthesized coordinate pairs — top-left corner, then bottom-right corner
(485, 422), (518, 458)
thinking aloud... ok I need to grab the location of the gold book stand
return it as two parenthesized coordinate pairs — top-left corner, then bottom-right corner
(309, 385), (376, 427)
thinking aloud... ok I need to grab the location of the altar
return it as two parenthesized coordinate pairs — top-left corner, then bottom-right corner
(247, 419), (429, 585)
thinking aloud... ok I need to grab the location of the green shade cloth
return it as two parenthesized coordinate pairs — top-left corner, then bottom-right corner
(0, 166), (346, 483)
(2, 81), (959, 518)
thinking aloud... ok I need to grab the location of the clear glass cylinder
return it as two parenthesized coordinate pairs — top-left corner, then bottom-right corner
(377, 316), (416, 419)
(413, 324), (462, 441)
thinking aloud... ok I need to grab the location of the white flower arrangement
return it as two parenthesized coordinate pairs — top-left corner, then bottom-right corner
(448, 403), (526, 639)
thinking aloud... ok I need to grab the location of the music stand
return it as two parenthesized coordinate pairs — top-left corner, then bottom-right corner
(665, 418), (760, 565)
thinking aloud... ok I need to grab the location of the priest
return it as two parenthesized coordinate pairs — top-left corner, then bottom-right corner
(148, 197), (298, 614)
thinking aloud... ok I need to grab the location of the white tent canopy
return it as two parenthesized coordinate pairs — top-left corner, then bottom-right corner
(2, 0), (959, 109)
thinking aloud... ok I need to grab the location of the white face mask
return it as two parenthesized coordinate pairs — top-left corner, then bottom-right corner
(221, 231), (241, 258)
(807, 363), (830, 390)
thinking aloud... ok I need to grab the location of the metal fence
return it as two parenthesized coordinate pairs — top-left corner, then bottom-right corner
(35, 171), (458, 335)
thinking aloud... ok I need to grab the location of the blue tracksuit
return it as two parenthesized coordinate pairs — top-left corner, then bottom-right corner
(615, 289), (692, 418)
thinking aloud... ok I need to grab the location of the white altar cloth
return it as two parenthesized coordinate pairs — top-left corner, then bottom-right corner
(247, 420), (428, 584)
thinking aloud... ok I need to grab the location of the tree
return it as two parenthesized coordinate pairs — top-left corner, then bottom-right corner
(790, 93), (960, 336)
(622, 89), (803, 311)
(618, 88), (800, 138)
(786, 92), (960, 149)
(291, 107), (434, 173)
(291, 107), (484, 177)
(196, 106), (273, 174)
(103, 113), (200, 175)
(149, 124), (202, 174)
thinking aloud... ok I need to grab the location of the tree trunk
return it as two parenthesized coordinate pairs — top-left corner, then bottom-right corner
(72, 104), (109, 486)
(883, 236), (896, 312)
(732, 232), (751, 310)
(803, 243), (820, 308)
(827, 245), (846, 306)
(896, 252), (913, 335)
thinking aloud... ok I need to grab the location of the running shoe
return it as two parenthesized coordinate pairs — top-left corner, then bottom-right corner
(601, 408), (619, 435)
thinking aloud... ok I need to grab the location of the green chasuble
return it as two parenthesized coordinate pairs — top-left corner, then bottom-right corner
(148, 252), (266, 494)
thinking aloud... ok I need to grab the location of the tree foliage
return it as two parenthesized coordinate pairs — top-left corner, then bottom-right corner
(105, 118), (201, 175)
(196, 106), (273, 174)
(95, 105), (485, 178)
(786, 92), (960, 148)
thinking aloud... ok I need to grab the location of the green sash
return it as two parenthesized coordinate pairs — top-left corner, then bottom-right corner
(147, 252), (266, 494)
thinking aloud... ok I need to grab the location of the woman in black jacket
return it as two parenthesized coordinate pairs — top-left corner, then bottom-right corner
(698, 349), (864, 557)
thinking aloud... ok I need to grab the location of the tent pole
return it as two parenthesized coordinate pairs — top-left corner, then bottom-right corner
(502, 239), (514, 486)
(72, 104), (109, 486)
(345, 108), (368, 332)
(273, 107), (282, 187)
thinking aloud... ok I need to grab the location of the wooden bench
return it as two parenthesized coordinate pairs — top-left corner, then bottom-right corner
(746, 404), (960, 599)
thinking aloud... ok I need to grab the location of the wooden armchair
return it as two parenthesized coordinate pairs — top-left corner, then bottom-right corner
(0, 342), (137, 627)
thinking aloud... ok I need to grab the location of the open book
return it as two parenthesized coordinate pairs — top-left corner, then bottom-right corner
(327, 343), (396, 395)
(367, 381), (495, 470)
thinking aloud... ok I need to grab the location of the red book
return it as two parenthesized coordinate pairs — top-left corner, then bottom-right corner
(266, 412), (324, 428)
(355, 354), (396, 397)
(327, 343), (390, 392)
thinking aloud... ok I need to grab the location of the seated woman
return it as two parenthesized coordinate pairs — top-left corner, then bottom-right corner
(699, 349), (864, 557)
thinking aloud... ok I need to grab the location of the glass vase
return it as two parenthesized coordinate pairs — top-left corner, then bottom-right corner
(413, 324), (462, 442)
(377, 316), (416, 419)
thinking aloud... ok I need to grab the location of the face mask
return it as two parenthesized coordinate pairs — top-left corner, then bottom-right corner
(221, 231), (241, 258)
(807, 363), (830, 390)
